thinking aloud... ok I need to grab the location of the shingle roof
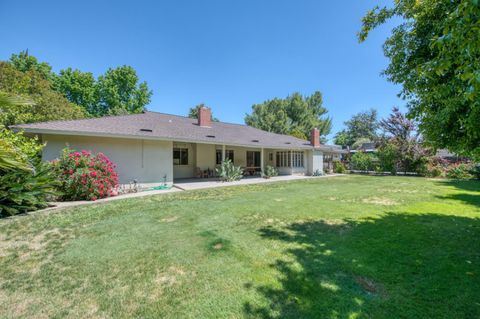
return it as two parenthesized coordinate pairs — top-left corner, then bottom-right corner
(12, 111), (342, 151)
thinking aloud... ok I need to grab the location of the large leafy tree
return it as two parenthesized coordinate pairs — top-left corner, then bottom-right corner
(9, 51), (55, 82)
(94, 66), (152, 116)
(359, 0), (480, 159)
(0, 62), (85, 127)
(188, 103), (219, 121)
(9, 51), (153, 117)
(245, 91), (331, 141)
(53, 68), (97, 115)
(333, 109), (378, 147)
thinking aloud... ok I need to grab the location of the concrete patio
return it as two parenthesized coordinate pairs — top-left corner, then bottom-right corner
(173, 174), (337, 191)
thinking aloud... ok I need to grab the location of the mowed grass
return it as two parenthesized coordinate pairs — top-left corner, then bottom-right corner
(1, 175), (479, 319)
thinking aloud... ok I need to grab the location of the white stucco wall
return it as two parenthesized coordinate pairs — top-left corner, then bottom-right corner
(308, 149), (324, 175)
(196, 143), (216, 170)
(41, 134), (173, 184)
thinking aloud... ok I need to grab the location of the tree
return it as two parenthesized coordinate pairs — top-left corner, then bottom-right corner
(359, 0), (480, 159)
(0, 62), (85, 127)
(54, 68), (97, 115)
(95, 66), (152, 116)
(379, 107), (429, 174)
(188, 103), (219, 121)
(8, 51), (153, 118)
(9, 50), (54, 82)
(333, 109), (378, 147)
(333, 130), (349, 147)
(245, 91), (332, 141)
(379, 107), (415, 141)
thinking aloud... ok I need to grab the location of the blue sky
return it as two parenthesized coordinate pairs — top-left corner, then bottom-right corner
(0, 0), (402, 142)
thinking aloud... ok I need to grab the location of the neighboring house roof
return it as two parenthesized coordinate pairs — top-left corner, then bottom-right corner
(349, 142), (377, 153)
(12, 111), (344, 152)
(435, 149), (459, 158)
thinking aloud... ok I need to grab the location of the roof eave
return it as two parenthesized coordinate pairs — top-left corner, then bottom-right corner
(14, 127), (315, 150)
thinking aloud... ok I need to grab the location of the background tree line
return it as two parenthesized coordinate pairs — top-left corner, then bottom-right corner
(0, 51), (152, 127)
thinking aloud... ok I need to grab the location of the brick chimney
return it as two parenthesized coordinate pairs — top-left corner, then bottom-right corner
(198, 106), (211, 127)
(310, 128), (320, 147)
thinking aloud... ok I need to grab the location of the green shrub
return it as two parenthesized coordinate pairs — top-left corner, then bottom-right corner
(470, 164), (480, 180)
(425, 164), (443, 178)
(445, 163), (473, 180)
(262, 165), (278, 179)
(0, 130), (57, 216)
(52, 148), (119, 201)
(312, 169), (323, 176)
(216, 159), (243, 182)
(350, 152), (376, 172)
(377, 142), (398, 174)
(0, 129), (43, 168)
(0, 162), (58, 216)
(333, 160), (347, 174)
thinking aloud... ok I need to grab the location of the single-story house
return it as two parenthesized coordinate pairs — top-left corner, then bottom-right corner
(13, 107), (345, 184)
(349, 142), (377, 154)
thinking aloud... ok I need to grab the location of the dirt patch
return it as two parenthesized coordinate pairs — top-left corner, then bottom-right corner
(213, 243), (223, 250)
(0, 228), (64, 258)
(323, 219), (346, 226)
(362, 197), (398, 206)
(355, 276), (386, 297)
(154, 266), (187, 287)
(160, 216), (178, 223)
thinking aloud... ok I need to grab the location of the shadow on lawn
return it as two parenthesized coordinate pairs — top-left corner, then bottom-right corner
(244, 213), (480, 319)
(437, 179), (480, 193)
(435, 179), (480, 207)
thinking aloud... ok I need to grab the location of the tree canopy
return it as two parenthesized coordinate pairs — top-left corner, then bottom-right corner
(8, 51), (152, 117)
(95, 66), (152, 116)
(0, 62), (85, 127)
(359, 0), (480, 159)
(245, 91), (331, 142)
(333, 109), (378, 147)
(378, 107), (428, 174)
(9, 51), (54, 82)
(53, 68), (97, 115)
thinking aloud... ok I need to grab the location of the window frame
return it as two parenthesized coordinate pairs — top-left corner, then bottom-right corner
(276, 151), (304, 168)
(173, 148), (189, 166)
(215, 149), (234, 164)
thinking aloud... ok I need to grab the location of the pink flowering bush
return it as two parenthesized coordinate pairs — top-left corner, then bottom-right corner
(53, 148), (119, 201)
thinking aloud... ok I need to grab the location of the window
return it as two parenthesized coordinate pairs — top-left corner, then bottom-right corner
(276, 151), (304, 168)
(246, 151), (261, 167)
(216, 149), (234, 164)
(269, 153), (273, 161)
(173, 148), (188, 165)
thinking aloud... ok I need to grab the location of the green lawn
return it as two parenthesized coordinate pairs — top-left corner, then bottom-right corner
(1, 176), (479, 318)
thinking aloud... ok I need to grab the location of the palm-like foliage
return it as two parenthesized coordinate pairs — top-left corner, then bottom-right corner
(0, 93), (34, 171)
(0, 162), (58, 216)
(0, 140), (30, 171)
(0, 92), (58, 216)
(216, 159), (243, 182)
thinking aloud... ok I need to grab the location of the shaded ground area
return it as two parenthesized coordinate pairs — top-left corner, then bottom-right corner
(0, 176), (479, 318)
(245, 213), (480, 318)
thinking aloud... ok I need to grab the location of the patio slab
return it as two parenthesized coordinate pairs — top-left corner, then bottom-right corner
(173, 174), (340, 191)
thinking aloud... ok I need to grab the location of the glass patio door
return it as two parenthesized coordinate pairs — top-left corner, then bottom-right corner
(246, 151), (261, 167)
